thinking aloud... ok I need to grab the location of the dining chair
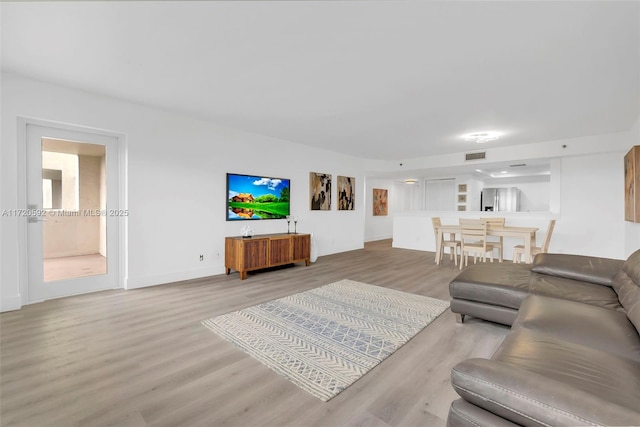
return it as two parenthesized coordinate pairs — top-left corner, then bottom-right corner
(481, 217), (505, 262)
(513, 219), (556, 263)
(432, 217), (461, 266)
(459, 219), (495, 270)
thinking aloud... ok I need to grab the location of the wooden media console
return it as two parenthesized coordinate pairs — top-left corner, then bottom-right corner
(225, 233), (311, 280)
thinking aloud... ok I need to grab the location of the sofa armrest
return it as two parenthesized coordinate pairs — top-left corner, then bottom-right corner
(531, 253), (623, 287)
(451, 358), (640, 427)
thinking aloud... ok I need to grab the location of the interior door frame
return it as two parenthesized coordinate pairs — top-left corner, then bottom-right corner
(17, 117), (128, 305)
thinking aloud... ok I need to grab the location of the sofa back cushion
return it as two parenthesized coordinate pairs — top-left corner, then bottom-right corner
(612, 249), (640, 333)
(532, 253), (624, 287)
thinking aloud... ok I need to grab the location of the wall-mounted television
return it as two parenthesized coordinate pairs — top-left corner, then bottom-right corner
(226, 173), (291, 220)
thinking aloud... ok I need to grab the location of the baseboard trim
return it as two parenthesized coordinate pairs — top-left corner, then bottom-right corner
(365, 235), (393, 242)
(1, 294), (22, 312)
(125, 266), (225, 290)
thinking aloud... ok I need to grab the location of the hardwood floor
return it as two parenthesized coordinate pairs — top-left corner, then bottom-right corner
(0, 240), (510, 427)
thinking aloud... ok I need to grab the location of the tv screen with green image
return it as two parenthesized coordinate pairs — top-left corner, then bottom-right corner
(226, 173), (291, 220)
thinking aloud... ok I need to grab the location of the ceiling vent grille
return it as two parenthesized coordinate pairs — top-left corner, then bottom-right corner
(465, 151), (486, 161)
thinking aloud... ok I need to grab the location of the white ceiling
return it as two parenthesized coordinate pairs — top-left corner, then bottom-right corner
(2, 1), (639, 162)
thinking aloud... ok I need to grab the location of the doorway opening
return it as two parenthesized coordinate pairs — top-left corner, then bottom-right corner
(41, 138), (107, 282)
(22, 120), (123, 305)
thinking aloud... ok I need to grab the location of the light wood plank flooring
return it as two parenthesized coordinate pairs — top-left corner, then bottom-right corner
(0, 240), (510, 427)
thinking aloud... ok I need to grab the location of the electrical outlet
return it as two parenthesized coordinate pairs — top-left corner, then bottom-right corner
(199, 254), (204, 261)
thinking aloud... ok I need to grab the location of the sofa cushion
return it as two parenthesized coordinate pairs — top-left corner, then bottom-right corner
(449, 263), (623, 312)
(515, 273), (621, 309)
(447, 399), (520, 427)
(512, 295), (640, 361)
(451, 329), (640, 426)
(449, 263), (533, 310)
(450, 299), (519, 326)
(612, 249), (640, 333)
(532, 253), (624, 286)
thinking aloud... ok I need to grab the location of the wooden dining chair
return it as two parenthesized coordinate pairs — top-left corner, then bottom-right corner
(481, 217), (505, 262)
(513, 219), (556, 263)
(432, 217), (461, 266)
(459, 219), (495, 270)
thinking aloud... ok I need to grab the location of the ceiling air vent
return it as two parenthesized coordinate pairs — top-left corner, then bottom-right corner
(465, 151), (486, 161)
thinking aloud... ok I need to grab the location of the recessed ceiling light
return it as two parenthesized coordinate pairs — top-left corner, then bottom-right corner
(462, 131), (502, 144)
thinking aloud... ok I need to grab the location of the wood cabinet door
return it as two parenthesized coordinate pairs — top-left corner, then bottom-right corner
(292, 234), (310, 261)
(242, 238), (268, 269)
(269, 237), (291, 265)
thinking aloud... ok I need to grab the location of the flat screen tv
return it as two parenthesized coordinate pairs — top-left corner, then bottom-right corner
(226, 173), (291, 220)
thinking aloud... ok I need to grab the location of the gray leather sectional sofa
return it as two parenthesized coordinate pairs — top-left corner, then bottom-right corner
(447, 250), (640, 426)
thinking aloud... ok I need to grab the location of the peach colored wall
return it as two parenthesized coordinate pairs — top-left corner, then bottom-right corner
(42, 151), (77, 209)
(99, 155), (107, 256)
(43, 155), (103, 259)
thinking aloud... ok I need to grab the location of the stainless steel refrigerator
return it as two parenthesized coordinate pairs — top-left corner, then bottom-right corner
(481, 187), (520, 212)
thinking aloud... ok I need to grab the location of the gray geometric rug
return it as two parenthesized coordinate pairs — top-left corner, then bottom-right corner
(201, 279), (450, 401)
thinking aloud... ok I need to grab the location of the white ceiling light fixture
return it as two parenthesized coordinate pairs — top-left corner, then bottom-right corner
(404, 178), (418, 184)
(463, 131), (502, 144)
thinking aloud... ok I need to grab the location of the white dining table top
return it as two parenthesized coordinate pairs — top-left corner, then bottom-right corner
(435, 224), (538, 235)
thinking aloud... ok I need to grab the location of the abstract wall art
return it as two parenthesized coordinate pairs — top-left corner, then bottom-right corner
(337, 176), (355, 210)
(625, 146), (640, 223)
(310, 172), (332, 210)
(373, 188), (388, 216)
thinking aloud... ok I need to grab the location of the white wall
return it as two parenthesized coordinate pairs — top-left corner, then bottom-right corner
(553, 115), (640, 258)
(364, 178), (402, 242)
(1, 73), (365, 311)
(424, 179), (456, 211)
(556, 152), (624, 258)
(461, 176), (483, 213)
(364, 177), (481, 243)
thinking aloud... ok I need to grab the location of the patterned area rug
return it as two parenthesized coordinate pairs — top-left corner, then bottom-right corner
(201, 279), (450, 401)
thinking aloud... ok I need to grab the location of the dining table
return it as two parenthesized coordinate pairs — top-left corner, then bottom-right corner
(435, 224), (539, 265)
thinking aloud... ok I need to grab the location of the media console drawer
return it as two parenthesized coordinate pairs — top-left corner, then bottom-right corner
(225, 233), (311, 280)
